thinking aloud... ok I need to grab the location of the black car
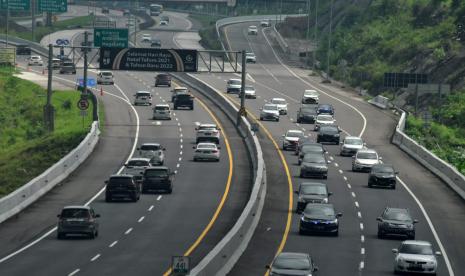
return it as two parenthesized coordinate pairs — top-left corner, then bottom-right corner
(298, 143), (326, 165)
(142, 167), (174, 193)
(173, 94), (194, 110)
(57, 206), (100, 239)
(295, 182), (332, 213)
(16, 44), (31, 55)
(299, 203), (342, 236)
(368, 164), (398, 189)
(300, 153), (328, 179)
(316, 125), (341, 144)
(317, 104), (334, 115)
(105, 174), (140, 202)
(377, 207), (417, 239)
(155, 73), (171, 87)
(297, 105), (318, 123)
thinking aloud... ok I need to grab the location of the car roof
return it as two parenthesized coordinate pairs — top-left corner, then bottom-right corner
(145, 166), (169, 170)
(174, 86), (188, 90)
(300, 182), (326, 188)
(317, 114), (333, 117)
(128, 157), (151, 162)
(272, 97), (285, 101)
(249, 25), (257, 28)
(385, 207), (409, 213)
(276, 252), (310, 259)
(287, 129), (303, 134)
(140, 143), (161, 147)
(155, 104), (170, 107)
(99, 70), (112, 74)
(263, 103), (278, 107)
(110, 174), (133, 178)
(357, 148), (377, 154)
(305, 203), (334, 209)
(197, 142), (217, 147)
(136, 90), (151, 93)
(401, 240), (432, 246)
(319, 104), (333, 108)
(229, 78), (241, 82)
(199, 123), (217, 127)
(63, 205), (90, 210)
(345, 136), (361, 140)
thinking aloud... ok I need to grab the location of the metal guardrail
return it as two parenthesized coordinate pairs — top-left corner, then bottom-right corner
(170, 73), (265, 276)
(368, 95), (389, 109)
(0, 122), (100, 224)
(392, 111), (465, 200)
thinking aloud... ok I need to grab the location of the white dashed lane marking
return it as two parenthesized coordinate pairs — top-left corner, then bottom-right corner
(347, 183), (352, 189)
(360, 223), (364, 231)
(360, 262), (365, 270)
(357, 211), (362, 218)
(176, 164), (180, 168)
(351, 192), (356, 198)
(355, 201), (359, 208)
(125, 228), (133, 235)
(343, 176), (347, 181)
(138, 216), (145, 223)
(361, 248), (365, 255)
(157, 195), (162, 201)
(334, 163), (339, 167)
(90, 254), (101, 262)
(68, 269), (80, 276)
(148, 205), (154, 211)
(338, 169), (343, 174)
(361, 235), (365, 242)
(109, 241), (118, 248)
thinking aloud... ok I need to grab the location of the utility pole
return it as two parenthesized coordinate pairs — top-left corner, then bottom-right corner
(306, 0), (311, 68)
(237, 50), (247, 126)
(83, 31), (89, 96)
(324, 0), (333, 83)
(44, 44), (55, 132)
(31, 0), (36, 41)
(6, 0), (9, 47)
(312, 0), (319, 73)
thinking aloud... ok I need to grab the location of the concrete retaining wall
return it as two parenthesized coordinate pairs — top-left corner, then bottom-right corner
(0, 122), (100, 224)
(170, 73), (265, 276)
(392, 112), (465, 200)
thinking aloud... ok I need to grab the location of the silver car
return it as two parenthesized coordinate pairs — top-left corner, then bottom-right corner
(57, 206), (100, 239)
(352, 148), (381, 172)
(193, 143), (220, 162)
(137, 143), (165, 165)
(239, 85), (256, 99)
(340, 136), (365, 156)
(266, 252), (318, 276)
(134, 91), (152, 106)
(393, 240), (441, 274)
(226, 78), (242, 93)
(260, 103), (280, 121)
(153, 104), (171, 120)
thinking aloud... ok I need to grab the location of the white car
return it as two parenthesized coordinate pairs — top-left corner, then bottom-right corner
(314, 114), (336, 131)
(302, 89), (319, 104)
(340, 136), (365, 156)
(248, 25), (258, 35)
(141, 34), (151, 42)
(121, 158), (152, 183)
(239, 85), (256, 99)
(193, 143), (220, 162)
(160, 20), (168, 25)
(196, 123), (221, 144)
(271, 98), (288, 115)
(137, 143), (165, 165)
(352, 148), (381, 172)
(245, 52), (256, 63)
(260, 103), (280, 122)
(152, 104), (171, 120)
(393, 240), (441, 275)
(260, 20), (271, 27)
(97, 71), (114, 85)
(226, 78), (242, 94)
(133, 91), (152, 106)
(28, 55), (43, 66)
(282, 130), (305, 150)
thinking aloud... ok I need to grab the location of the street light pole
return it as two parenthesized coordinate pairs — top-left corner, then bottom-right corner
(324, 0), (333, 83)
(312, 0), (319, 73)
(306, 0), (311, 68)
(44, 44), (55, 132)
(237, 50), (247, 126)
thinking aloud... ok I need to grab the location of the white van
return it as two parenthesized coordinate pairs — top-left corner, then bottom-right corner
(153, 104), (171, 120)
(134, 91), (152, 106)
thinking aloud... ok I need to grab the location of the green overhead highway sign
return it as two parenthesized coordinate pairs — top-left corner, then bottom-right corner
(94, 28), (128, 48)
(38, 0), (67, 13)
(0, 0), (30, 11)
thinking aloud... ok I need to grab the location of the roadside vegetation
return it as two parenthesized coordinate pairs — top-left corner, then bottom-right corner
(188, 14), (223, 50)
(0, 67), (94, 197)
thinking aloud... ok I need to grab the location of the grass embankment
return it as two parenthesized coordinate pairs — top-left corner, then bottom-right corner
(1, 15), (94, 42)
(188, 14), (223, 50)
(0, 67), (94, 197)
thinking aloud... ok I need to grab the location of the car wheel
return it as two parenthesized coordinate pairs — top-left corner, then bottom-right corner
(391, 184), (396, 190)
(297, 118), (301, 123)
(352, 165), (356, 172)
(167, 187), (172, 194)
(89, 231), (96, 239)
(191, 106), (194, 110)
(333, 230), (339, 237)
(132, 195), (138, 202)
(95, 230), (99, 237)
(276, 118), (279, 122)
(408, 234), (415, 240)
(316, 138), (320, 143)
(368, 182), (372, 188)
(216, 158), (220, 162)
(173, 106), (177, 110)
(57, 232), (65, 239)
(298, 160), (301, 165)
(377, 231), (384, 239)
(259, 117), (263, 121)
(323, 175), (328, 179)
(193, 157), (198, 162)
(105, 196), (112, 202)
(299, 228), (306, 235)
(300, 172), (304, 178)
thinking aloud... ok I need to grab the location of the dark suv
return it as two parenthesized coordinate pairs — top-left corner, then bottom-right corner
(57, 206), (100, 239)
(316, 125), (341, 144)
(142, 167), (174, 193)
(155, 73), (171, 87)
(368, 164), (397, 189)
(105, 174), (140, 202)
(297, 105), (318, 124)
(377, 207), (418, 239)
(173, 94), (194, 110)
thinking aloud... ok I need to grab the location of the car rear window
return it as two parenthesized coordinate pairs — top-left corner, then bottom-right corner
(301, 185), (326, 195)
(155, 106), (169, 110)
(127, 160), (150, 166)
(61, 209), (90, 219)
(109, 177), (133, 185)
(303, 155), (326, 164)
(357, 152), (377, 159)
(145, 169), (168, 178)
(102, 72), (113, 76)
(63, 62), (74, 66)
(136, 92), (150, 97)
(229, 80), (241, 85)
(157, 74), (170, 80)
(140, 145), (160, 151)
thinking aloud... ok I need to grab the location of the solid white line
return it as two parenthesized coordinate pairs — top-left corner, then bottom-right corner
(138, 216), (145, 223)
(124, 228), (133, 235)
(68, 269), (80, 276)
(157, 195), (162, 201)
(361, 248), (365, 255)
(355, 201), (359, 208)
(109, 241), (118, 248)
(90, 254), (101, 262)
(360, 223), (364, 231)
(397, 177), (454, 275)
(148, 205), (154, 211)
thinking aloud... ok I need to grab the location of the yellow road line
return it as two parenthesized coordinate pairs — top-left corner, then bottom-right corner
(163, 81), (234, 276)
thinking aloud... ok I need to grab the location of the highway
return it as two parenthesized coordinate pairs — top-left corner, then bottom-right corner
(179, 21), (465, 275)
(0, 10), (252, 276)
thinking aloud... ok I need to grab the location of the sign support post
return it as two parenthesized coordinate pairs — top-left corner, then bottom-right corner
(237, 49), (246, 126)
(44, 44), (55, 132)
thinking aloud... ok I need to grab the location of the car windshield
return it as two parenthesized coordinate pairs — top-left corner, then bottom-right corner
(61, 209), (90, 219)
(301, 185), (326, 195)
(301, 107), (316, 113)
(287, 132), (303, 138)
(272, 99), (286, 104)
(304, 90), (318, 97)
(385, 210), (411, 221)
(357, 152), (377, 159)
(157, 75), (169, 79)
(229, 80), (241, 85)
(263, 105), (278, 111)
(304, 205), (335, 217)
(373, 166), (394, 173)
(399, 244), (433, 255)
(140, 145), (160, 151)
(198, 144), (216, 149)
(320, 126), (338, 133)
(127, 160), (149, 166)
(303, 155), (325, 164)
(245, 86), (254, 91)
(318, 116), (333, 121)
(199, 125), (217, 131)
(345, 138), (363, 145)
(273, 256), (310, 270)
(302, 145), (323, 153)
(155, 106), (169, 110)
(63, 62), (74, 66)
(102, 72), (112, 76)
(137, 92), (150, 97)
(145, 169), (168, 178)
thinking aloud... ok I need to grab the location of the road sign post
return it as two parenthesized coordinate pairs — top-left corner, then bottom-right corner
(172, 256), (190, 276)
(94, 28), (128, 48)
